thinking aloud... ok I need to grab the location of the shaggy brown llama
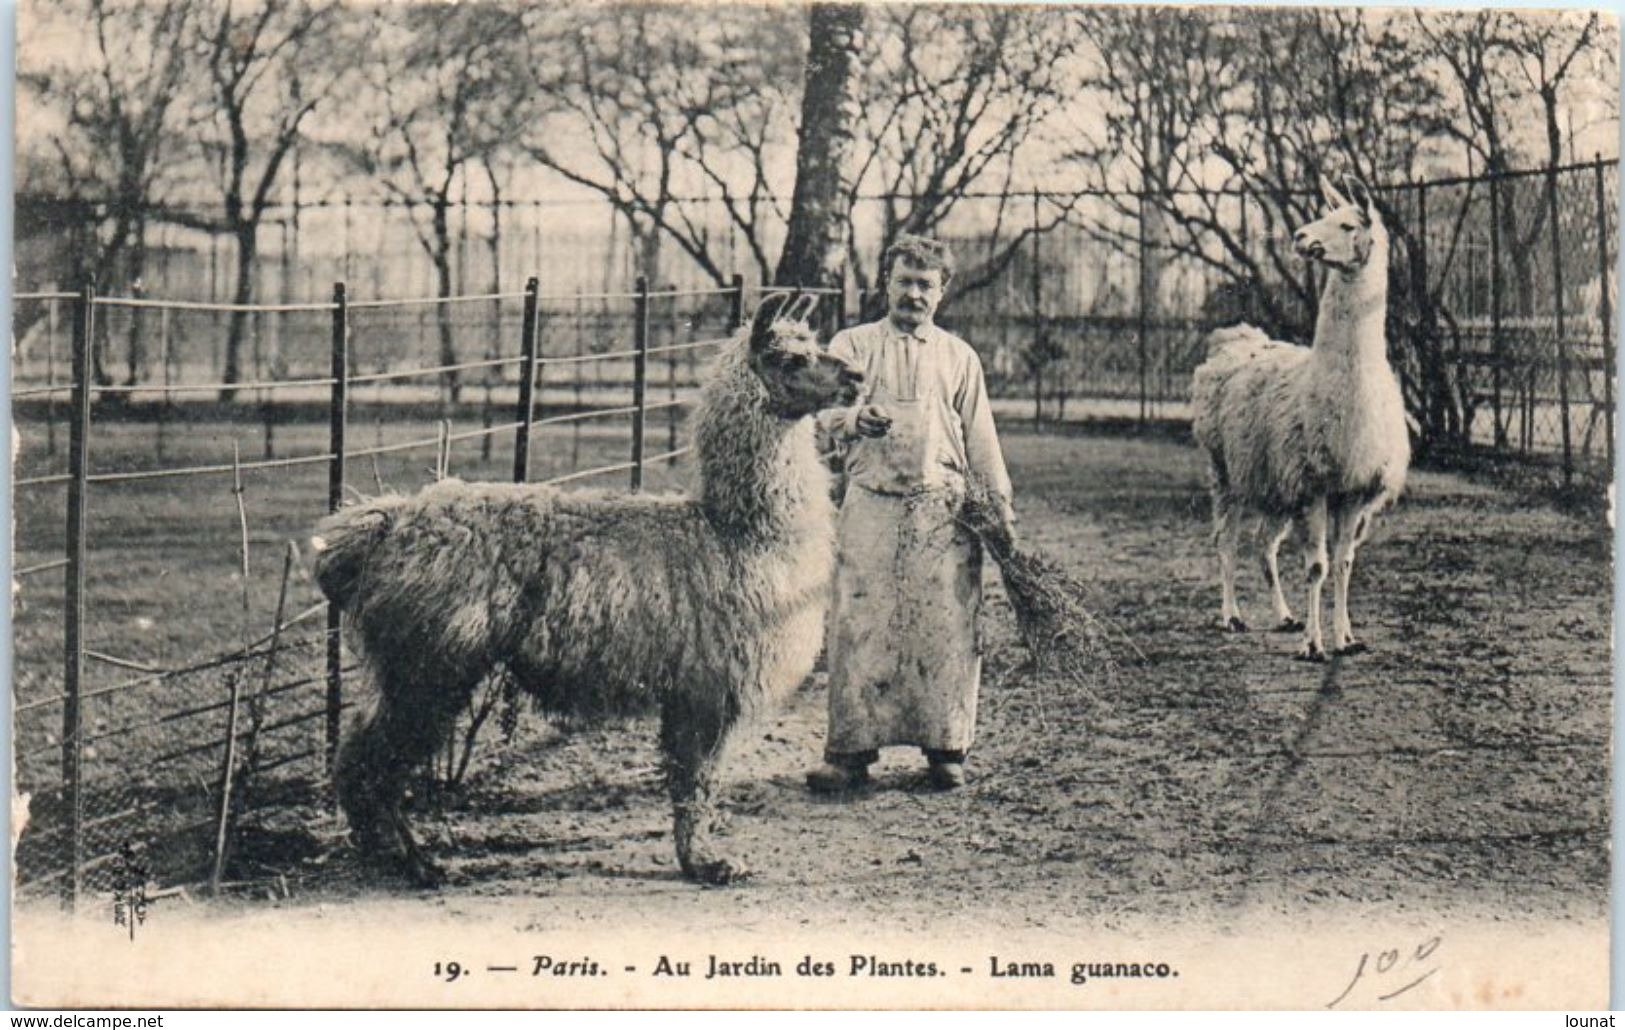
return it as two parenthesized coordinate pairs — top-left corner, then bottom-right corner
(311, 293), (862, 886)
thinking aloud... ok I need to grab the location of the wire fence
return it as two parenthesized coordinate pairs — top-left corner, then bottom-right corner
(10, 274), (840, 909)
(15, 158), (1618, 486)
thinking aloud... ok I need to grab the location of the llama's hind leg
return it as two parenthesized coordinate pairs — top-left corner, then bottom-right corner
(339, 660), (478, 887)
(1260, 516), (1303, 633)
(1213, 493), (1248, 633)
(1295, 497), (1330, 662)
(659, 691), (745, 886)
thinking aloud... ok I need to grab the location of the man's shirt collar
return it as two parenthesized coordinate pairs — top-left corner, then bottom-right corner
(883, 316), (936, 342)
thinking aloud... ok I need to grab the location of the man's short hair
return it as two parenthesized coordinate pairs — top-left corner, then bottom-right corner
(885, 235), (955, 284)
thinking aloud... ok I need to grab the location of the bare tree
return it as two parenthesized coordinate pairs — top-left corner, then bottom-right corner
(521, 3), (1078, 304)
(775, 4), (865, 297)
(1417, 12), (1559, 320)
(846, 4), (1086, 306)
(519, 5), (801, 288)
(195, 0), (347, 400)
(18, 0), (193, 384)
(1069, 8), (1444, 326)
(1415, 10), (1613, 445)
(342, 4), (529, 403)
(1065, 8), (1479, 446)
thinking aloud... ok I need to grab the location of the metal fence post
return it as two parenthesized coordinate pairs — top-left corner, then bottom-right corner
(1416, 181), (1433, 444)
(631, 276), (650, 491)
(514, 276), (541, 483)
(666, 283), (679, 459)
(1490, 173), (1505, 451)
(61, 279), (94, 911)
(1137, 189), (1150, 425)
(46, 297), (59, 456)
(157, 305), (172, 461)
(258, 310), (277, 460)
(1548, 163), (1573, 486)
(1032, 190), (1044, 424)
(729, 273), (745, 331)
(1594, 156), (1614, 472)
(325, 282), (349, 781)
(1234, 193), (1251, 325)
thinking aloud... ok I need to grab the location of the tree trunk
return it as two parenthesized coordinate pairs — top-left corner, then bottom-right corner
(87, 216), (136, 388)
(638, 215), (663, 292)
(436, 254), (458, 406)
(775, 3), (865, 307)
(433, 200), (460, 405)
(221, 223), (258, 402)
(125, 230), (148, 386)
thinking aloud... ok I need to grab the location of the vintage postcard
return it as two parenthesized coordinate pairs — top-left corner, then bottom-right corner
(8, 0), (1616, 1011)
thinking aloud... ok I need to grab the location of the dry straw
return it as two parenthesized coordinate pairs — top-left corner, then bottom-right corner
(957, 479), (1140, 696)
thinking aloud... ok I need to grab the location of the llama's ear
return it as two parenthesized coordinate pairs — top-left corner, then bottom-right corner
(1343, 175), (1375, 218)
(749, 292), (792, 349)
(1320, 175), (1350, 210)
(783, 292), (819, 325)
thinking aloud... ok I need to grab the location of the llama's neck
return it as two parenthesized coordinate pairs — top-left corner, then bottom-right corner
(1311, 247), (1389, 369)
(693, 348), (823, 544)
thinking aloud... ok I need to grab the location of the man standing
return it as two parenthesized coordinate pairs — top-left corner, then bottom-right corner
(808, 235), (1013, 793)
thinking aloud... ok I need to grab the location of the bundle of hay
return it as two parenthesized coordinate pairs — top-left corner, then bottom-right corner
(957, 480), (1132, 694)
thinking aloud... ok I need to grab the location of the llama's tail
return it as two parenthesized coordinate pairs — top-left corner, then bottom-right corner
(310, 500), (403, 610)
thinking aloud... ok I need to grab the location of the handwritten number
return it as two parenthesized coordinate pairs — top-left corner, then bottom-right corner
(1378, 967), (1440, 1002)
(1328, 935), (1443, 1008)
(1326, 952), (1368, 1009)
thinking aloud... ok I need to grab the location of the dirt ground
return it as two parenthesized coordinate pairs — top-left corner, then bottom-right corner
(12, 423), (1613, 1008)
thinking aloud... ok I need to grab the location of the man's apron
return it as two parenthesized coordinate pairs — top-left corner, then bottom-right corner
(825, 382), (984, 756)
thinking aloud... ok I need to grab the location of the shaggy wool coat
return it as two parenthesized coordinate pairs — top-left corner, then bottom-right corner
(817, 318), (1011, 757)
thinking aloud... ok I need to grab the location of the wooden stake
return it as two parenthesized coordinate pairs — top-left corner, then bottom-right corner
(212, 443), (252, 894)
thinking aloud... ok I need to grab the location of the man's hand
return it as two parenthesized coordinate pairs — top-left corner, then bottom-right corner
(853, 404), (892, 438)
(997, 498), (1018, 542)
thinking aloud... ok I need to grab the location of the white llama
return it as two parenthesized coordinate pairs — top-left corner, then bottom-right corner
(1191, 175), (1411, 661)
(311, 293), (862, 887)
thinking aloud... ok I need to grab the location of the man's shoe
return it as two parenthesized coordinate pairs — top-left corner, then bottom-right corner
(806, 762), (870, 794)
(927, 761), (966, 790)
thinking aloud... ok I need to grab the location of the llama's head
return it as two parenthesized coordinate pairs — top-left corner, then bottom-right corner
(1293, 175), (1387, 275)
(746, 292), (863, 419)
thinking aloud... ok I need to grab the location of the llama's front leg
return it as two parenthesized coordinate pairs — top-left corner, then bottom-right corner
(340, 706), (449, 887)
(1330, 502), (1370, 655)
(339, 662), (476, 888)
(1295, 498), (1329, 662)
(1260, 516), (1303, 632)
(660, 693), (746, 886)
(1214, 495), (1247, 632)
